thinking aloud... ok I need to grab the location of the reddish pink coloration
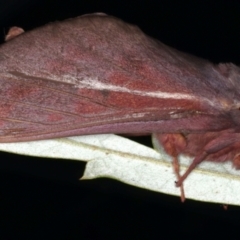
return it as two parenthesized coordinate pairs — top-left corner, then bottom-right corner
(5, 27), (24, 41)
(1, 13), (240, 200)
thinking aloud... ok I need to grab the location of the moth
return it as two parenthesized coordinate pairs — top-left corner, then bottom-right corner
(1, 13), (240, 201)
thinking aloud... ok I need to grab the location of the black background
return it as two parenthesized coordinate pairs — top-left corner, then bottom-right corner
(1, 0), (240, 239)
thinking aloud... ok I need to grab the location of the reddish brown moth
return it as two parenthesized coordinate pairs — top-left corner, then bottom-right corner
(1, 13), (240, 201)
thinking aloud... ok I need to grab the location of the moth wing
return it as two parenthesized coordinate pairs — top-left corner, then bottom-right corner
(0, 14), (230, 142)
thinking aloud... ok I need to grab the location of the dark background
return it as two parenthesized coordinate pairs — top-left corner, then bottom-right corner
(1, 0), (240, 239)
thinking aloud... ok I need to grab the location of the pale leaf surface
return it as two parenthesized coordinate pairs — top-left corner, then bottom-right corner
(0, 134), (240, 205)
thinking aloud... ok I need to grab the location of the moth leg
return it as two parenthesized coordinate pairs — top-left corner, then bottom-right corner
(153, 133), (187, 202)
(176, 131), (240, 186)
(172, 156), (185, 202)
(175, 151), (208, 187)
(233, 154), (240, 169)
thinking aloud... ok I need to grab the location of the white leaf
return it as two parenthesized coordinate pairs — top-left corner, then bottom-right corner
(0, 134), (240, 205)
